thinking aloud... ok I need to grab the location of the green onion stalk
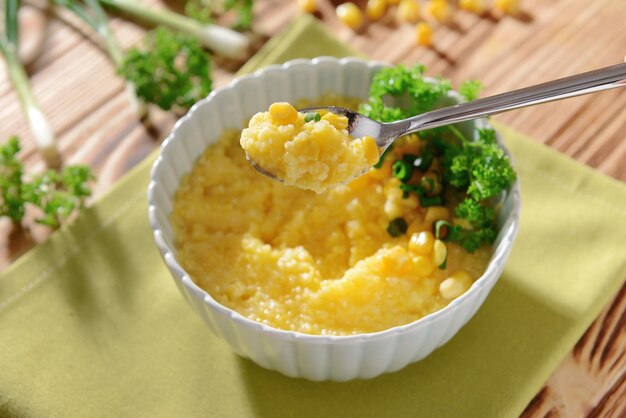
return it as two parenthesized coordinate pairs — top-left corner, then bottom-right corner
(0, 0), (60, 168)
(54, 0), (146, 117)
(99, 0), (250, 59)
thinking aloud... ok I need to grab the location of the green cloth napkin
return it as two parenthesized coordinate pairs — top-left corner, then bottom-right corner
(1, 15), (625, 418)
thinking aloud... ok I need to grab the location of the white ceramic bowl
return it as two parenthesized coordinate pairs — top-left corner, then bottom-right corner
(148, 57), (521, 381)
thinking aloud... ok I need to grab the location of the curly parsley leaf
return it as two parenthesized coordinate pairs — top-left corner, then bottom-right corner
(22, 165), (94, 228)
(359, 65), (451, 123)
(0, 137), (26, 222)
(365, 65), (516, 252)
(444, 128), (516, 201)
(118, 27), (213, 111)
(447, 226), (497, 253)
(459, 80), (482, 102)
(0, 137), (94, 228)
(454, 198), (495, 229)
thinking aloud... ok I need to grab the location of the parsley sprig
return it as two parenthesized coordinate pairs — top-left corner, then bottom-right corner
(362, 65), (516, 252)
(443, 128), (516, 201)
(359, 64), (451, 123)
(0, 137), (94, 228)
(118, 27), (213, 112)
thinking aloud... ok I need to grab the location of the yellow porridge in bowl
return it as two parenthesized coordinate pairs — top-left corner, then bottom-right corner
(240, 102), (380, 193)
(171, 98), (495, 335)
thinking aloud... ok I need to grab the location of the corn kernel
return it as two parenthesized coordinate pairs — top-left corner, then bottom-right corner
(366, 0), (387, 21)
(403, 194), (419, 210)
(347, 173), (371, 192)
(269, 102), (298, 125)
(397, 0), (420, 24)
(459, 0), (485, 14)
(494, 0), (519, 14)
(424, 206), (451, 227)
(386, 0), (400, 5)
(439, 278), (463, 299)
(384, 199), (404, 219)
(403, 133), (422, 147)
(380, 247), (411, 275)
(413, 255), (435, 276)
(427, 0), (451, 22)
(383, 177), (402, 195)
(298, 0), (317, 13)
(432, 239), (447, 267)
(406, 217), (426, 236)
(439, 271), (472, 299)
(322, 112), (350, 130)
(452, 270), (473, 286)
(409, 231), (435, 255)
(336, 3), (363, 30)
(362, 136), (380, 166)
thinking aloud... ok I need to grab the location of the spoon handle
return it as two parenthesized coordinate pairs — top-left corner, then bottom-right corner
(399, 62), (626, 135)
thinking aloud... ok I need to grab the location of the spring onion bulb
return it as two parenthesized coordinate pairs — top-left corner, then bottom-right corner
(0, 38), (60, 167)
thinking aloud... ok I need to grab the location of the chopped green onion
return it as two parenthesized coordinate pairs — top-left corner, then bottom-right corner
(414, 150), (433, 171)
(392, 160), (413, 182)
(0, 5), (60, 168)
(419, 195), (442, 208)
(304, 112), (321, 122)
(420, 176), (435, 193)
(403, 154), (418, 166)
(434, 220), (453, 240)
(398, 180), (442, 207)
(399, 183), (418, 199)
(439, 255), (447, 270)
(387, 217), (408, 237)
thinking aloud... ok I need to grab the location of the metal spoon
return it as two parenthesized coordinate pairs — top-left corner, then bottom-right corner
(299, 62), (626, 154)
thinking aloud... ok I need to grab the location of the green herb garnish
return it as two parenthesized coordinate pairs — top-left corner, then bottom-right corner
(373, 145), (394, 169)
(415, 150), (434, 171)
(304, 112), (321, 123)
(0, 136), (26, 222)
(455, 198), (495, 228)
(418, 195), (443, 208)
(459, 80), (482, 102)
(419, 175), (439, 195)
(443, 128), (516, 201)
(0, 137), (94, 228)
(439, 256), (447, 270)
(367, 65), (515, 251)
(434, 220), (452, 240)
(119, 27), (212, 112)
(392, 160), (413, 182)
(359, 65), (451, 123)
(387, 217), (408, 237)
(444, 198), (497, 252)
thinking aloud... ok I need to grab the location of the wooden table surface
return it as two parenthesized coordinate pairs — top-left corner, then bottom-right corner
(1, 0), (625, 416)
